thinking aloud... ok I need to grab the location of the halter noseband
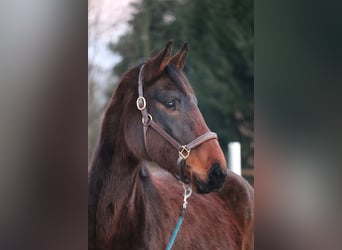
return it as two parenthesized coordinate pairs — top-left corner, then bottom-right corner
(136, 64), (218, 182)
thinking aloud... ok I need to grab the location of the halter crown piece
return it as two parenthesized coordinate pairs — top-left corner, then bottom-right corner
(136, 64), (218, 182)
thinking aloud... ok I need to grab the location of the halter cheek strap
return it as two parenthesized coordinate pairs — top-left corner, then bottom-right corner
(136, 64), (218, 180)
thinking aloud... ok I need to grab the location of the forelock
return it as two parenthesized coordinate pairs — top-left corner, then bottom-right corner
(166, 63), (194, 95)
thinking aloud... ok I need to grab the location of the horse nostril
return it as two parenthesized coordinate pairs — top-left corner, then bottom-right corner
(214, 166), (221, 176)
(209, 163), (225, 178)
(196, 163), (227, 193)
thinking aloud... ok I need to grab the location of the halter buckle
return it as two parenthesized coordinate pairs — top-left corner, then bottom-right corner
(136, 97), (146, 110)
(179, 145), (190, 160)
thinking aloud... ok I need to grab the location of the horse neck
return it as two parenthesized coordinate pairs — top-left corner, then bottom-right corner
(89, 96), (148, 244)
(88, 85), (137, 203)
(105, 149), (142, 204)
(89, 122), (152, 246)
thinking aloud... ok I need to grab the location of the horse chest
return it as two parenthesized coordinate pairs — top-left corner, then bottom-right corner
(113, 210), (235, 250)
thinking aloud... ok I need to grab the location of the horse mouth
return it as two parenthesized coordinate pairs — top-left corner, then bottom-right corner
(192, 167), (226, 194)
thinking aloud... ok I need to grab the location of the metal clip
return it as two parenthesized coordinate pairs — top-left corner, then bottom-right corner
(182, 183), (192, 210)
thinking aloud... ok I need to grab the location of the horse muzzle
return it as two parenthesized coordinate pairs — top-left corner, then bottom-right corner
(194, 163), (227, 194)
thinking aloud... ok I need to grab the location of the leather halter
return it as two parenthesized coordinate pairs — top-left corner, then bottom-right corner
(136, 64), (218, 182)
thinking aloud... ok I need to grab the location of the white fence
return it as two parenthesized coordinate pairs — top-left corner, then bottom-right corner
(227, 142), (241, 176)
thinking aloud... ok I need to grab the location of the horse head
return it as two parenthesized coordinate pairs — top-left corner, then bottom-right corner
(117, 41), (227, 193)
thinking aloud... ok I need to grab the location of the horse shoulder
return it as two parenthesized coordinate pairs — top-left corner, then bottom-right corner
(218, 171), (254, 250)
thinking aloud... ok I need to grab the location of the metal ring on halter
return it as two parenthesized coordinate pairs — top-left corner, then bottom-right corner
(179, 145), (191, 159)
(142, 114), (153, 125)
(136, 97), (146, 110)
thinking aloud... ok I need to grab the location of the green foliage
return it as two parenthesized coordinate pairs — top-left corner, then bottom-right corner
(109, 0), (254, 170)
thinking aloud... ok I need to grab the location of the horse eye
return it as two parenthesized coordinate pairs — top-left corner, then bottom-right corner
(165, 100), (176, 109)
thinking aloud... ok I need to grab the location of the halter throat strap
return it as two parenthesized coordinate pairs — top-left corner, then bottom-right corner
(136, 64), (218, 178)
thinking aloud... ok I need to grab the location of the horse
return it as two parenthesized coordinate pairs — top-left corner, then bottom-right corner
(88, 41), (254, 250)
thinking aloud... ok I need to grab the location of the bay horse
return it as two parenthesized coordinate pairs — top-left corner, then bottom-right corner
(88, 41), (254, 249)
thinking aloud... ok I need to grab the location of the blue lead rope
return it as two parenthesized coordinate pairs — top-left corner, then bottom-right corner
(166, 209), (185, 250)
(166, 183), (192, 250)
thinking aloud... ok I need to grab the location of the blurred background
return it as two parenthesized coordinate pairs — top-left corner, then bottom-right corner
(0, 0), (341, 249)
(88, 0), (254, 184)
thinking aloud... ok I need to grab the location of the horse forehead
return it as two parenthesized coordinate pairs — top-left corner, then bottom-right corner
(151, 74), (194, 97)
(151, 83), (197, 104)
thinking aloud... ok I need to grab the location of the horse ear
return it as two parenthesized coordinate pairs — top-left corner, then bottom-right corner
(170, 42), (188, 70)
(146, 41), (173, 75)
